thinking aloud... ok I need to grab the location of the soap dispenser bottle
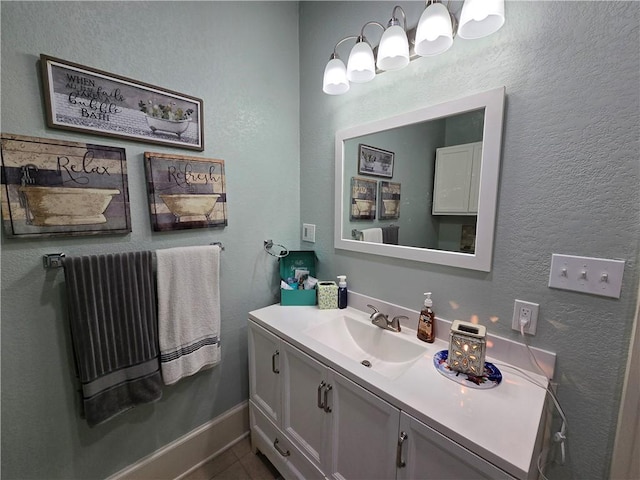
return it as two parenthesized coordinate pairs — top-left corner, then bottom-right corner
(337, 275), (348, 309)
(417, 292), (435, 343)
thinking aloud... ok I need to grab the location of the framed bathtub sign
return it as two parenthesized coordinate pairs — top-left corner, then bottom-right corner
(350, 177), (377, 221)
(0, 134), (131, 237)
(40, 54), (204, 151)
(358, 144), (394, 178)
(379, 181), (401, 220)
(144, 152), (227, 232)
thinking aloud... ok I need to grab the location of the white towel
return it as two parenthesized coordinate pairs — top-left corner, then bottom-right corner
(361, 228), (383, 243)
(156, 245), (221, 385)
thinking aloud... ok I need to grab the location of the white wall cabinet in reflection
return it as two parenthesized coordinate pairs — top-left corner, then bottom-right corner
(432, 142), (482, 215)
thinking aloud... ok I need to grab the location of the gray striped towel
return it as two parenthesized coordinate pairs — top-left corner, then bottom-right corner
(64, 251), (162, 427)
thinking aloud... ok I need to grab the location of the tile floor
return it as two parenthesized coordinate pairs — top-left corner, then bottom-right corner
(183, 436), (282, 480)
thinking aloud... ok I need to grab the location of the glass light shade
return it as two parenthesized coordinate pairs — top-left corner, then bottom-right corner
(323, 57), (350, 95)
(458, 0), (505, 40)
(415, 2), (454, 57)
(376, 25), (410, 71)
(347, 41), (376, 83)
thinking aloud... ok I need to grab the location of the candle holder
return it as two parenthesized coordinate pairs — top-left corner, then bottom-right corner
(448, 320), (487, 376)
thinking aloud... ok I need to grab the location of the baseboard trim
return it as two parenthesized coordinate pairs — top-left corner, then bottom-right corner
(108, 401), (250, 480)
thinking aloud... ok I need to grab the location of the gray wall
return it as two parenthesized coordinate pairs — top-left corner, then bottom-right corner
(299, 2), (639, 480)
(1, 2), (300, 479)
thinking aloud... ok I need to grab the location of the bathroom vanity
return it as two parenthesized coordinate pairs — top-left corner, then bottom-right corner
(248, 298), (552, 480)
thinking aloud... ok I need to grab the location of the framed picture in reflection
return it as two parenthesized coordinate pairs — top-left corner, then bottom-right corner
(350, 177), (377, 220)
(358, 144), (394, 178)
(379, 181), (400, 220)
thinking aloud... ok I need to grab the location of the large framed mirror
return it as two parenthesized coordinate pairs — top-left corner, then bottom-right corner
(334, 87), (505, 271)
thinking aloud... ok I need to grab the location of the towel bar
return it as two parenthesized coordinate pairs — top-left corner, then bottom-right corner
(352, 225), (396, 240)
(43, 242), (224, 269)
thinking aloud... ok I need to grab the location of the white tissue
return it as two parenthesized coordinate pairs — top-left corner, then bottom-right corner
(303, 275), (318, 290)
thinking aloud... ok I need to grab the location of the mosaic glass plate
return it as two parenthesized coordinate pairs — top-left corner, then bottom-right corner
(433, 350), (502, 389)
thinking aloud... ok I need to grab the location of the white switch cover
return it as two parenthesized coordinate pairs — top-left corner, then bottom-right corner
(302, 223), (316, 243)
(548, 254), (625, 298)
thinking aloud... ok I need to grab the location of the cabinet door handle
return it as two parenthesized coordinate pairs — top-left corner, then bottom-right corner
(317, 381), (326, 409)
(396, 431), (408, 468)
(323, 384), (333, 413)
(271, 350), (280, 374)
(273, 438), (290, 457)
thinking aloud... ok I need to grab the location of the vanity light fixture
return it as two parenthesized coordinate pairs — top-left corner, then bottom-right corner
(415, 1), (456, 57)
(457, 0), (505, 39)
(376, 6), (410, 71)
(322, 0), (505, 95)
(347, 22), (384, 83)
(323, 38), (353, 95)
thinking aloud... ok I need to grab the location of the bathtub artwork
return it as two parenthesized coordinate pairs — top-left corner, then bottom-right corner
(144, 152), (227, 231)
(0, 134), (131, 237)
(350, 177), (377, 221)
(379, 181), (401, 220)
(41, 54), (204, 151)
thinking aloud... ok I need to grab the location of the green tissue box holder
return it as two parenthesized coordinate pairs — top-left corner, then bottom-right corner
(317, 281), (338, 309)
(279, 250), (317, 306)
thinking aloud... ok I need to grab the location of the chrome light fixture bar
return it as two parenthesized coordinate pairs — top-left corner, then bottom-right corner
(322, 0), (505, 95)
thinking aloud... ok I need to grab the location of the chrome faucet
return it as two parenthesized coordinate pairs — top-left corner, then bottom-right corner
(367, 304), (407, 333)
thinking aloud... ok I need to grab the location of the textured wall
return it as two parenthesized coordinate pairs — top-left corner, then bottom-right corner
(0, 2), (300, 478)
(299, 2), (639, 479)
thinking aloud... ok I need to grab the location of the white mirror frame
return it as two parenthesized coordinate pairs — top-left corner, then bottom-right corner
(334, 87), (505, 272)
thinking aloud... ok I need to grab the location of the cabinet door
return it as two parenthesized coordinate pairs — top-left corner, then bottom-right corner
(250, 401), (325, 480)
(281, 343), (331, 472)
(248, 322), (282, 424)
(326, 372), (400, 480)
(397, 412), (515, 480)
(468, 143), (482, 213)
(433, 142), (482, 215)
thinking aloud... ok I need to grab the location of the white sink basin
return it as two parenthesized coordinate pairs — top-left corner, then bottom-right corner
(304, 315), (426, 379)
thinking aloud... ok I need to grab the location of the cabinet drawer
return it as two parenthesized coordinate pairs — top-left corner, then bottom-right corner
(250, 401), (325, 480)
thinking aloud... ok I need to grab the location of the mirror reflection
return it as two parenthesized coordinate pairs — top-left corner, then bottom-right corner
(334, 87), (505, 271)
(343, 108), (485, 253)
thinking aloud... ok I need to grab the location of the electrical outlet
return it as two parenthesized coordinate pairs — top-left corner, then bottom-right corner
(302, 223), (316, 243)
(512, 299), (539, 335)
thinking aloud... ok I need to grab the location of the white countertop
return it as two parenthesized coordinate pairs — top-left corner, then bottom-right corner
(249, 301), (551, 480)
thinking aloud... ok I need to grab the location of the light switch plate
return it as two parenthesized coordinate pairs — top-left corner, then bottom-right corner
(302, 223), (316, 243)
(548, 254), (625, 298)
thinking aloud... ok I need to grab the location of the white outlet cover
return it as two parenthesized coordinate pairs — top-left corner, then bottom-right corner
(512, 299), (539, 335)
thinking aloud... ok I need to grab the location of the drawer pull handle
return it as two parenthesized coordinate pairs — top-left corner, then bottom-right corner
(317, 381), (326, 409)
(396, 431), (408, 468)
(323, 384), (333, 413)
(274, 438), (290, 457)
(272, 350), (280, 374)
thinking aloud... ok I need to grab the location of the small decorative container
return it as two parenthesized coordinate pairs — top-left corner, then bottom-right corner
(317, 281), (338, 310)
(448, 320), (487, 376)
(279, 251), (317, 306)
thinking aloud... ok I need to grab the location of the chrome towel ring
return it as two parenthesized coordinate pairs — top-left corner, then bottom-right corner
(264, 240), (289, 258)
